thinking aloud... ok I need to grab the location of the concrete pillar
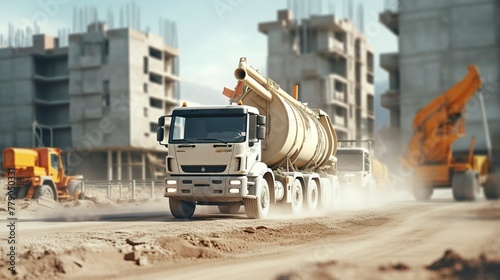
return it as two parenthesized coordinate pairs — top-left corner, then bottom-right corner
(107, 150), (113, 180)
(117, 150), (122, 180)
(127, 152), (132, 180)
(141, 152), (146, 179)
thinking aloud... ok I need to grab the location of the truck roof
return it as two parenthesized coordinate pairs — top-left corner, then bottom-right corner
(173, 104), (260, 115)
(336, 147), (369, 154)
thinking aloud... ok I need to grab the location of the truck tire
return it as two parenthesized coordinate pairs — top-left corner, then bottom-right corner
(33, 185), (56, 201)
(452, 171), (479, 201)
(244, 179), (270, 219)
(483, 174), (500, 200)
(169, 199), (196, 219)
(218, 203), (241, 214)
(15, 186), (30, 199)
(68, 180), (84, 200)
(290, 179), (303, 214)
(305, 180), (319, 212)
(412, 184), (433, 201)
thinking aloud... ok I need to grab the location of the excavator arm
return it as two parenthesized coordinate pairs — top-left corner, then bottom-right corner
(403, 65), (482, 166)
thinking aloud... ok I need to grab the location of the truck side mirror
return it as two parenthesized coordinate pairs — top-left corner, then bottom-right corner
(157, 127), (165, 142)
(257, 126), (266, 140)
(158, 116), (165, 127)
(257, 115), (266, 126)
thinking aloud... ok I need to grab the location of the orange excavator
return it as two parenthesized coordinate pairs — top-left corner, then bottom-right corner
(402, 65), (500, 201)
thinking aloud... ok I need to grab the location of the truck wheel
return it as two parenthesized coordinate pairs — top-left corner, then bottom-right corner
(290, 179), (303, 214)
(33, 185), (56, 201)
(483, 174), (500, 200)
(412, 184), (433, 201)
(305, 180), (319, 212)
(218, 203), (241, 214)
(169, 199), (196, 219)
(452, 171), (479, 201)
(68, 180), (83, 200)
(15, 186), (30, 199)
(244, 179), (270, 219)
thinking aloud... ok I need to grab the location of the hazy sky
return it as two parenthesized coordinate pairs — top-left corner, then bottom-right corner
(0, 0), (398, 97)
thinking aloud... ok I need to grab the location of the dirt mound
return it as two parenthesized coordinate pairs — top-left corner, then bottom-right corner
(426, 249), (500, 279)
(0, 247), (124, 280)
(155, 236), (222, 259)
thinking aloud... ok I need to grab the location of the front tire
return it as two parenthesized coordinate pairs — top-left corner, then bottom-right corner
(218, 203), (241, 214)
(245, 179), (270, 219)
(169, 198), (196, 219)
(33, 185), (56, 201)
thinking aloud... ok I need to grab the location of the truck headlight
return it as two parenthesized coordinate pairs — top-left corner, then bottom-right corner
(166, 187), (177, 193)
(166, 179), (177, 185)
(229, 188), (240, 194)
(34, 177), (40, 182)
(229, 180), (241, 185)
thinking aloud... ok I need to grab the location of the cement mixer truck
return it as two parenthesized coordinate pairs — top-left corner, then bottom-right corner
(156, 57), (340, 219)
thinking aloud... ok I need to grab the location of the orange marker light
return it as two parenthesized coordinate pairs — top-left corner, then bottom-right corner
(293, 85), (299, 100)
(182, 102), (187, 107)
(238, 100), (243, 105)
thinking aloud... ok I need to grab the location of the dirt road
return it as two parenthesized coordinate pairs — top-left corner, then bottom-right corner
(1, 190), (500, 279)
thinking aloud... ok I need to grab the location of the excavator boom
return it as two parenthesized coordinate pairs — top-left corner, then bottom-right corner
(403, 65), (482, 166)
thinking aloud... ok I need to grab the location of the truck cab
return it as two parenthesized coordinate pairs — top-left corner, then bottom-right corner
(336, 147), (376, 194)
(156, 104), (267, 218)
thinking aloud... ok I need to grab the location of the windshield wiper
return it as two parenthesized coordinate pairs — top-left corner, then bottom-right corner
(197, 138), (227, 144)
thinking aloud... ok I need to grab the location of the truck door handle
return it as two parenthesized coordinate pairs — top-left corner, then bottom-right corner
(179, 144), (195, 148)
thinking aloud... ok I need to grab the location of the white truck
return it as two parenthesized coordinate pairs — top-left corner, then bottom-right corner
(336, 140), (389, 196)
(156, 57), (340, 219)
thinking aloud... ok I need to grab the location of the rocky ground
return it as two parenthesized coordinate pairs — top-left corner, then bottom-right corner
(0, 185), (499, 280)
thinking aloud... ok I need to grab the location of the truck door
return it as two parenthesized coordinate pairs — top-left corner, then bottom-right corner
(49, 152), (61, 184)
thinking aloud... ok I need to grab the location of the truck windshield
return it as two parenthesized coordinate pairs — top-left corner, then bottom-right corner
(169, 114), (247, 143)
(336, 152), (363, 172)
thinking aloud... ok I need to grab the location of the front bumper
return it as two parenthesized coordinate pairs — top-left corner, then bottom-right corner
(164, 175), (249, 203)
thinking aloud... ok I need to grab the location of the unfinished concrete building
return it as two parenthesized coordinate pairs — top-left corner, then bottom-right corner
(259, 10), (375, 140)
(379, 0), (500, 165)
(0, 23), (179, 179)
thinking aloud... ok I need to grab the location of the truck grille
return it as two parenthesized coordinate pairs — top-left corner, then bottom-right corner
(181, 165), (226, 173)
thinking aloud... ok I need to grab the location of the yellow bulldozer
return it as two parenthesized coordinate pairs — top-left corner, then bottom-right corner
(3, 147), (83, 201)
